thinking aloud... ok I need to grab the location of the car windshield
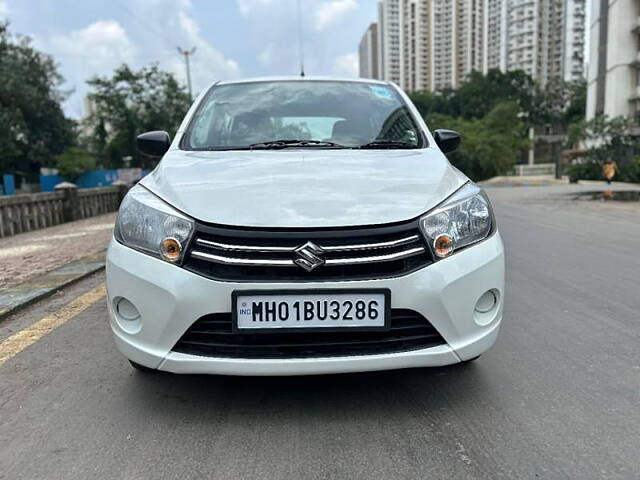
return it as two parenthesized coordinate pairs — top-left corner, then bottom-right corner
(182, 80), (425, 150)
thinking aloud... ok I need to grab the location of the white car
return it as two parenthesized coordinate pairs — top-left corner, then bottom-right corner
(106, 77), (505, 376)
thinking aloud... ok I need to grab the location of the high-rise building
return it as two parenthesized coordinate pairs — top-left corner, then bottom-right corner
(504, 0), (539, 79)
(505, 0), (585, 84)
(456, 0), (488, 79)
(365, 0), (585, 93)
(586, 0), (639, 120)
(487, 0), (508, 71)
(400, 0), (431, 91)
(562, 0), (586, 82)
(359, 23), (381, 79)
(379, 0), (402, 85)
(430, 0), (456, 90)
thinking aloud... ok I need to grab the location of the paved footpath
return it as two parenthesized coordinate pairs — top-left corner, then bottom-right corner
(0, 213), (116, 290)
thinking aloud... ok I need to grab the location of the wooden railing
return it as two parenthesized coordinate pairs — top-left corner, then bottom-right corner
(77, 187), (122, 219)
(0, 192), (65, 237)
(0, 184), (127, 238)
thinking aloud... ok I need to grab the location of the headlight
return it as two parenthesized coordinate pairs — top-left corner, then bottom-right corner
(419, 183), (493, 259)
(114, 185), (194, 264)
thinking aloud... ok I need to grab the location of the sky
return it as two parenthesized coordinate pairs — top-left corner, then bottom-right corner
(0, 0), (378, 118)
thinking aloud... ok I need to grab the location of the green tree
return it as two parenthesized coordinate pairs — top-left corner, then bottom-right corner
(448, 69), (536, 120)
(84, 64), (191, 169)
(409, 70), (588, 179)
(431, 102), (528, 181)
(0, 23), (73, 181)
(409, 70), (585, 135)
(409, 88), (457, 121)
(531, 78), (586, 134)
(564, 80), (587, 128)
(409, 69), (536, 122)
(55, 147), (96, 181)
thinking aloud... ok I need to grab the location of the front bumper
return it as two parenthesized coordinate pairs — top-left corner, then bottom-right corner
(106, 233), (505, 375)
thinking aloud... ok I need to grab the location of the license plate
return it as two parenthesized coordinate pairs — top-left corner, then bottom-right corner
(233, 289), (390, 332)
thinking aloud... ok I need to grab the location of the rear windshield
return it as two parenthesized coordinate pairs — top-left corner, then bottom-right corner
(182, 81), (425, 150)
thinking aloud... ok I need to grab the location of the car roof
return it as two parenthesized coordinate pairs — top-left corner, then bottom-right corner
(215, 76), (391, 87)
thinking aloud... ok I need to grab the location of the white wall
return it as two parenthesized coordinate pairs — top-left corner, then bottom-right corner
(587, 0), (639, 120)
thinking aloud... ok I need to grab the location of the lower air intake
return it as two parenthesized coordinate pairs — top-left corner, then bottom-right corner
(172, 309), (446, 359)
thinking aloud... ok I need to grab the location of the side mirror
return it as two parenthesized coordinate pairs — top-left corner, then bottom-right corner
(433, 129), (461, 154)
(137, 131), (171, 157)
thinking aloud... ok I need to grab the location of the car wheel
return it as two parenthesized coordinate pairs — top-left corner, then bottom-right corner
(129, 360), (156, 373)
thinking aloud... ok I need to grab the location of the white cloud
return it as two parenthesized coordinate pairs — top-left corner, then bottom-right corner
(314, 0), (357, 32)
(0, 1), (9, 18)
(238, 0), (357, 34)
(50, 20), (137, 73)
(122, 0), (240, 91)
(41, 1), (241, 117)
(332, 52), (358, 77)
(43, 20), (138, 117)
(235, 0), (359, 77)
(236, 0), (278, 17)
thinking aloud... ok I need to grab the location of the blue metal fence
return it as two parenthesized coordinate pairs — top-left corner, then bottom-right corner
(40, 168), (149, 192)
(1, 174), (16, 196)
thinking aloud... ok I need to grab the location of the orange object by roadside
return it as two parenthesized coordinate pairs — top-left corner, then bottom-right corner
(602, 161), (617, 181)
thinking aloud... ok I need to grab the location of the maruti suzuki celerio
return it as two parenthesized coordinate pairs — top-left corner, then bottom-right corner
(106, 77), (505, 375)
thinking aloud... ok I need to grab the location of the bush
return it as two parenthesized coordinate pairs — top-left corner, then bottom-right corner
(565, 160), (601, 182)
(618, 159), (640, 183)
(566, 158), (640, 183)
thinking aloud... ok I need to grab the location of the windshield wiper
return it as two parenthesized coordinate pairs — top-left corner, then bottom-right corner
(248, 139), (346, 149)
(356, 140), (417, 149)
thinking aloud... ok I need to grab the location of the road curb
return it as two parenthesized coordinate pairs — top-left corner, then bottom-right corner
(0, 250), (106, 322)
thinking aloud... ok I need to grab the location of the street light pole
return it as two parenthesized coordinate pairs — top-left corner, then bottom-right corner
(177, 46), (196, 101)
(297, 0), (305, 77)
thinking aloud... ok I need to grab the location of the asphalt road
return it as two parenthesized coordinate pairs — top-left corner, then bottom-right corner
(1, 185), (639, 480)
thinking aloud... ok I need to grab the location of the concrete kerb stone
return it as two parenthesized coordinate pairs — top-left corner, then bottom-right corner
(0, 250), (106, 321)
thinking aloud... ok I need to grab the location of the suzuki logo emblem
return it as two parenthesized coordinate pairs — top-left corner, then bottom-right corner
(293, 241), (325, 272)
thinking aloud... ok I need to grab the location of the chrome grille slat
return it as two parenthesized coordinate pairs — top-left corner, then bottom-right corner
(322, 235), (421, 252)
(195, 238), (294, 252)
(191, 251), (293, 266)
(326, 247), (425, 265)
(194, 234), (421, 253)
(184, 220), (433, 281)
(190, 246), (426, 267)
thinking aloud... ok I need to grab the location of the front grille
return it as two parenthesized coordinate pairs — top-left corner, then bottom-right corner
(173, 309), (446, 359)
(183, 221), (433, 282)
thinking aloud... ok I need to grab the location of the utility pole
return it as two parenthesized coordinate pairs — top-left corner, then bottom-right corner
(177, 47), (196, 101)
(297, 0), (305, 77)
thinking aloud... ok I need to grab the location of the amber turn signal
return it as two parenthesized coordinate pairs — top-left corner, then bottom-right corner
(433, 234), (454, 258)
(160, 237), (182, 262)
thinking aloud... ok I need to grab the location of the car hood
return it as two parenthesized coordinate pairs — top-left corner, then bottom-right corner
(141, 148), (468, 228)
